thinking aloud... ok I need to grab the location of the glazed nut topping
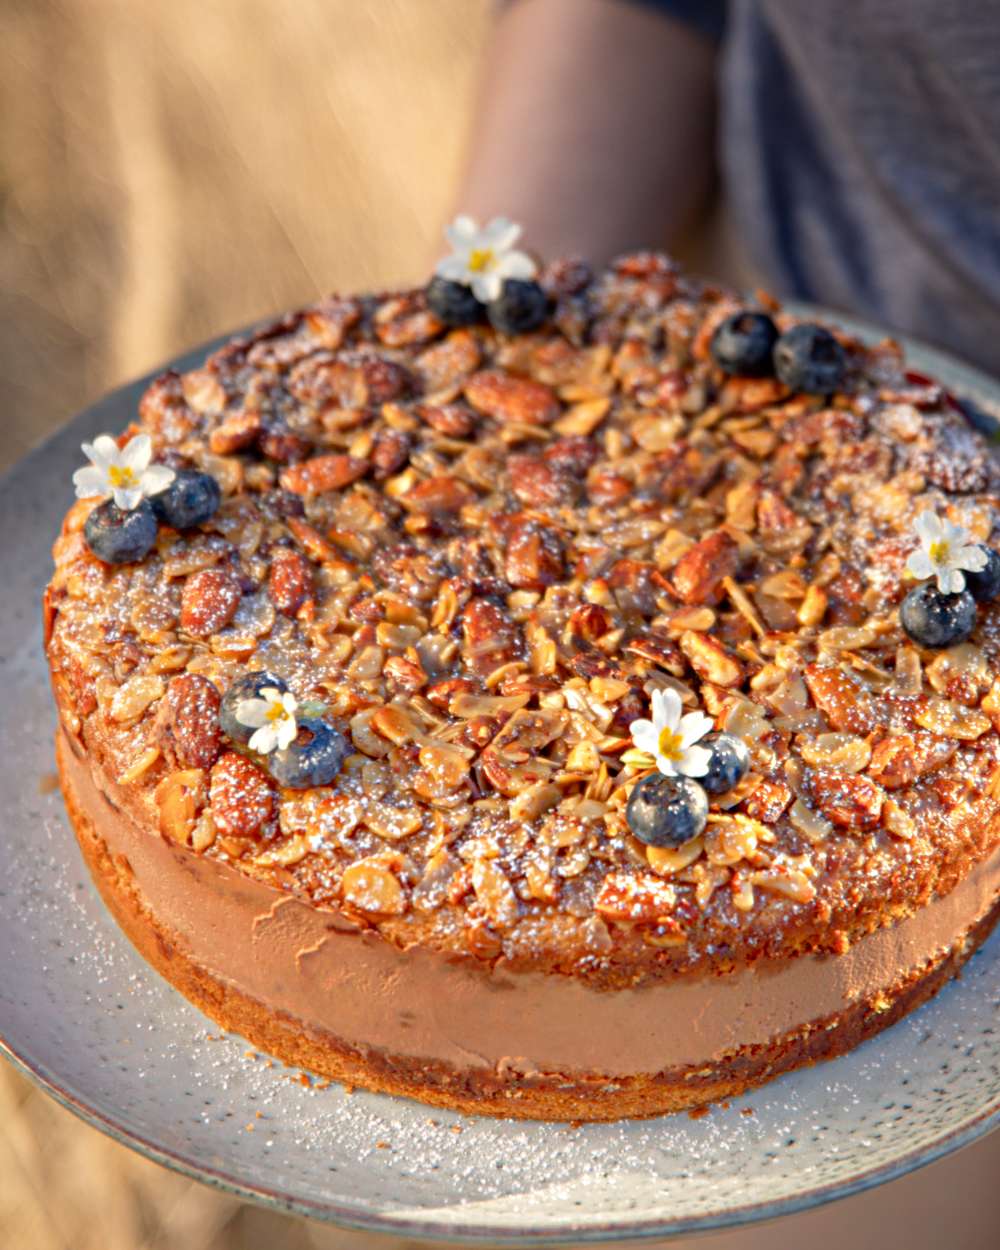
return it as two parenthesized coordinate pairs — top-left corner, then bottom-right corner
(45, 249), (1000, 979)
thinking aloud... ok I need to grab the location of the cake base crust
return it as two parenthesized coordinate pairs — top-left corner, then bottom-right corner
(59, 731), (1000, 1121)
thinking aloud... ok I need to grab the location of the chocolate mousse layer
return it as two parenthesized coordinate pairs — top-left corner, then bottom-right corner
(59, 730), (1000, 1118)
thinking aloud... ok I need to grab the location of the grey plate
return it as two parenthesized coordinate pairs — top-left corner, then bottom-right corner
(3, 314), (1000, 1246)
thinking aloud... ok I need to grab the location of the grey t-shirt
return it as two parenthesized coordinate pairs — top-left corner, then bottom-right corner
(649, 0), (1000, 374)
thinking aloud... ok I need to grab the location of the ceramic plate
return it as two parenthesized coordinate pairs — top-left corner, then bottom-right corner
(3, 315), (1000, 1245)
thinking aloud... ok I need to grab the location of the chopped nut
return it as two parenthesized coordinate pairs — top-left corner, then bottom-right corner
(809, 768), (884, 830)
(670, 530), (739, 605)
(803, 663), (877, 734)
(914, 698), (991, 740)
(341, 857), (407, 914)
(109, 673), (165, 723)
(679, 630), (744, 687)
(471, 859), (519, 929)
(594, 871), (677, 923)
(156, 768), (207, 846)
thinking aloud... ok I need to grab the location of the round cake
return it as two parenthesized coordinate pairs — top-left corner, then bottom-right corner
(45, 229), (1000, 1121)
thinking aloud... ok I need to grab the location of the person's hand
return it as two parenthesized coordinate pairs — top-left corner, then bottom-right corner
(450, 0), (719, 264)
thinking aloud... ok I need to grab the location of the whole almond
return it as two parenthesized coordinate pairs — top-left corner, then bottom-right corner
(280, 453), (368, 496)
(157, 673), (222, 769)
(464, 369), (560, 425)
(403, 476), (476, 515)
(268, 547), (313, 615)
(180, 568), (241, 637)
(209, 751), (276, 839)
(670, 530), (739, 605)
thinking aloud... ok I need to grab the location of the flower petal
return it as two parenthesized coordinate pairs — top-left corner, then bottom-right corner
(249, 724), (277, 755)
(84, 435), (121, 469)
(72, 465), (109, 500)
(678, 711), (714, 749)
(957, 544), (988, 572)
(654, 753), (679, 777)
(630, 720), (659, 754)
(939, 567), (965, 595)
(276, 718), (298, 750)
(471, 271), (503, 302)
(652, 687), (682, 732)
(496, 250), (537, 281)
(481, 217), (521, 250)
(906, 549), (934, 580)
(445, 215), (480, 248)
(140, 464), (175, 497)
(435, 255), (472, 282)
(121, 433), (152, 473)
(235, 697), (271, 729)
(913, 510), (942, 543)
(941, 517), (970, 548)
(677, 744), (712, 777)
(112, 485), (144, 511)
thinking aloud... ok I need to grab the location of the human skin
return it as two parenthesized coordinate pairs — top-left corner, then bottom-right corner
(451, 0), (718, 264)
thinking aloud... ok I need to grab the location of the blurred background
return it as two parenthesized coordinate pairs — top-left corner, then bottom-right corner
(1, 1), (998, 1248)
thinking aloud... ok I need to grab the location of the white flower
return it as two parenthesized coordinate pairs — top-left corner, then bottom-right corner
(629, 688), (714, 779)
(72, 433), (175, 511)
(435, 215), (537, 303)
(236, 687), (299, 755)
(905, 509), (987, 594)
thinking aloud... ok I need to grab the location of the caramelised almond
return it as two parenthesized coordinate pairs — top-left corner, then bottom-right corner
(803, 663), (877, 735)
(464, 369), (560, 425)
(341, 857), (407, 914)
(268, 546), (313, 615)
(156, 673), (221, 769)
(594, 871), (677, 923)
(209, 751), (276, 838)
(809, 768), (884, 830)
(679, 630), (743, 687)
(180, 568), (242, 637)
(280, 453), (368, 496)
(155, 768), (207, 846)
(669, 530), (739, 605)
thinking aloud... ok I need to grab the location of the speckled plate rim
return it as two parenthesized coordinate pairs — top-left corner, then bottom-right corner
(3, 304), (999, 1246)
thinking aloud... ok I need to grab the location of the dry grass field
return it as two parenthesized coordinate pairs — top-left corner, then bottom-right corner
(2, 2), (999, 1248)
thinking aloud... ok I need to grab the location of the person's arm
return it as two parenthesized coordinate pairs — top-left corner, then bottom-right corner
(453, 0), (721, 264)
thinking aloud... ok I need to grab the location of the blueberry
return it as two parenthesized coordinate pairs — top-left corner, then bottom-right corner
(487, 279), (550, 335)
(773, 323), (847, 394)
(626, 773), (708, 848)
(220, 671), (289, 745)
(700, 733), (751, 795)
(150, 469), (221, 529)
(709, 311), (779, 376)
(426, 276), (484, 327)
(83, 498), (158, 564)
(268, 718), (351, 789)
(964, 546), (1000, 603)
(900, 583), (977, 649)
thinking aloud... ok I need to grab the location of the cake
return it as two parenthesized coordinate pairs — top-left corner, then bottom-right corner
(44, 223), (1000, 1121)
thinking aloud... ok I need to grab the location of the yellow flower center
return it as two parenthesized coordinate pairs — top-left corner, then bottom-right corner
(929, 539), (950, 565)
(468, 247), (494, 273)
(266, 702), (289, 723)
(108, 465), (138, 489)
(657, 727), (684, 760)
